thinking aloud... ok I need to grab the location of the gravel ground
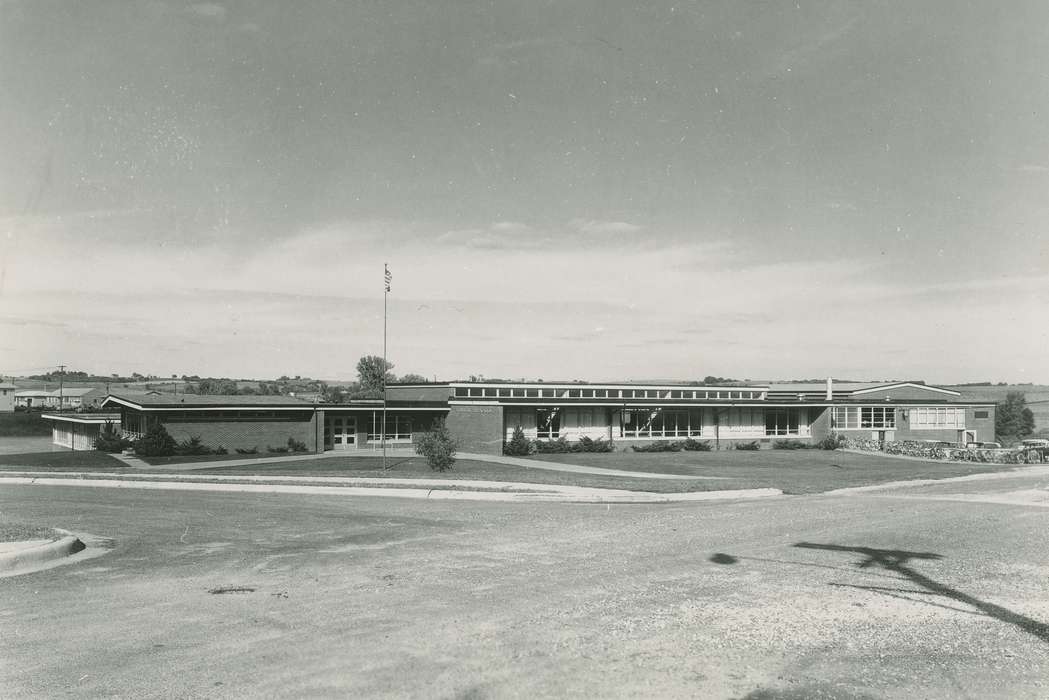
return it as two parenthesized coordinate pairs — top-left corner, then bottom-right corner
(0, 473), (1047, 698)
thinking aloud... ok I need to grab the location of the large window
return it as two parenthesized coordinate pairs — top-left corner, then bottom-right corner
(765, 408), (801, 436)
(832, 406), (896, 430)
(909, 407), (964, 430)
(537, 408), (561, 439)
(367, 413), (413, 441)
(623, 409), (699, 438)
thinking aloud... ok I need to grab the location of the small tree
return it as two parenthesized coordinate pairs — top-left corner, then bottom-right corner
(415, 417), (458, 471)
(94, 420), (130, 453)
(996, 391), (1036, 444)
(503, 426), (532, 456)
(133, 421), (178, 457)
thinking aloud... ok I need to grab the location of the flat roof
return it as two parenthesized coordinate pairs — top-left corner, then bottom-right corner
(41, 412), (121, 424)
(103, 393), (316, 410)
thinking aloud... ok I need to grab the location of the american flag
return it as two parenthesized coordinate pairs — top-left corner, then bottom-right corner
(384, 265), (392, 292)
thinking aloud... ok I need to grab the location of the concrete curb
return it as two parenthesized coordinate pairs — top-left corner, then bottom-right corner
(0, 531), (86, 573)
(824, 463), (1049, 496)
(0, 475), (782, 504)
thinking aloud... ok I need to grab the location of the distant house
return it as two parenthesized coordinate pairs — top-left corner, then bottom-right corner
(15, 389), (52, 410)
(48, 387), (107, 410)
(0, 382), (16, 412)
(42, 413), (121, 451)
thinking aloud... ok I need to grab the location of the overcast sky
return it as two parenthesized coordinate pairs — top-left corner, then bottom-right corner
(2, 1), (1047, 383)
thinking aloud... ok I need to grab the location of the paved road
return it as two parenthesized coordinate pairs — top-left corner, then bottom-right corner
(1, 471), (1048, 698)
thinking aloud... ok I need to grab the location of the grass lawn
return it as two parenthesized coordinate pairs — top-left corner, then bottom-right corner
(0, 521), (61, 542)
(196, 456), (717, 493)
(526, 449), (1019, 493)
(138, 452), (312, 466)
(192, 450), (1022, 494)
(0, 451), (130, 472)
(0, 412), (52, 437)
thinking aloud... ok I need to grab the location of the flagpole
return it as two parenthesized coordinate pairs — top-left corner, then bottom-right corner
(382, 263), (389, 472)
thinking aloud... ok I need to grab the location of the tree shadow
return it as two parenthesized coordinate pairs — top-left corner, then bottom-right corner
(794, 542), (1049, 644)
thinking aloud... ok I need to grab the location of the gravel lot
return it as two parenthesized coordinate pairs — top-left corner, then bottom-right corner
(1, 472), (1047, 698)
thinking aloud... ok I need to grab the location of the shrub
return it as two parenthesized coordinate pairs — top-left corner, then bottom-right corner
(734, 441), (761, 451)
(286, 436), (308, 453)
(415, 417), (458, 471)
(534, 437), (571, 453)
(815, 433), (845, 451)
(133, 422), (177, 457)
(632, 440), (682, 453)
(773, 440), (808, 450)
(577, 436), (614, 453)
(503, 426), (533, 456)
(213, 446), (228, 455)
(682, 438), (712, 451)
(93, 420), (131, 453)
(266, 445), (290, 454)
(235, 446), (259, 455)
(176, 436), (212, 456)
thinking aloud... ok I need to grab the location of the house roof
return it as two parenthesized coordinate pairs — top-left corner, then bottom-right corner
(48, 387), (104, 397)
(103, 392), (316, 410)
(15, 389), (52, 397)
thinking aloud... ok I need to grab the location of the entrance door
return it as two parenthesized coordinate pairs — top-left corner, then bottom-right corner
(329, 416), (357, 450)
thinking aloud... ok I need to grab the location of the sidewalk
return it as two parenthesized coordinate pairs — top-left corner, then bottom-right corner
(113, 449), (718, 480)
(1, 471), (781, 504)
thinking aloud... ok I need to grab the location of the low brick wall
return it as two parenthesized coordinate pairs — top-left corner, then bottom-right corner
(162, 417), (319, 453)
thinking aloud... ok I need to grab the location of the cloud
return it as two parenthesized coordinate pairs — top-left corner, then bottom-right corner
(1018, 164), (1049, 173)
(186, 3), (227, 22)
(570, 219), (642, 235)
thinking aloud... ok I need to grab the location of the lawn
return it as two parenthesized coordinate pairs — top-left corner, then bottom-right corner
(0, 451), (129, 472)
(192, 450), (1021, 495)
(195, 456), (712, 493)
(138, 452), (311, 466)
(0, 448), (1024, 494)
(0, 412), (52, 437)
(525, 449), (1019, 493)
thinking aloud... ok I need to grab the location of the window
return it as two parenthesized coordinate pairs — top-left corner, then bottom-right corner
(582, 409), (594, 428)
(832, 407), (895, 430)
(765, 408), (801, 436)
(367, 413), (412, 441)
(974, 410), (988, 419)
(909, 407), (964, 429)
(536, 408), (560, 439)
(623, 409), (696, 438)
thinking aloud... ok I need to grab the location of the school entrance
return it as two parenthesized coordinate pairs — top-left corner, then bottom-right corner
(324, 415), (357, 450)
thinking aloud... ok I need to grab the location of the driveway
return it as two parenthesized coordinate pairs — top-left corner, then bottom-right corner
(1, 470), (1047, 698)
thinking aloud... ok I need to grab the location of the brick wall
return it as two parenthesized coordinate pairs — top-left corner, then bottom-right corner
(446, 404), (504, 455)
(162, 416), (319, 453)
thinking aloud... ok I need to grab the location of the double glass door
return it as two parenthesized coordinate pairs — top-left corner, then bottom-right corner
(328, 416), (357, 450)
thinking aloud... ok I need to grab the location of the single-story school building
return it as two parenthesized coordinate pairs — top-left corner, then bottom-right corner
(42, 412), (122, 451)
(101, 379), (995, 455)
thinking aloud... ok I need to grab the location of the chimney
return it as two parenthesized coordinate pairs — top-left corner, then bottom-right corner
(825, 377), (833, 401)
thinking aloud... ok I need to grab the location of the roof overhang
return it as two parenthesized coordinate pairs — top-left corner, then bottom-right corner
(849, 382), (960, 397)
(41, 413), (120, 424)
(101, 396), (316, 411)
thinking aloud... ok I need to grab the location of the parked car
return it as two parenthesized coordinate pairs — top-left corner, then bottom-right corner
(1020, 438), (1049, 448)
(966, 441), (1001, 449)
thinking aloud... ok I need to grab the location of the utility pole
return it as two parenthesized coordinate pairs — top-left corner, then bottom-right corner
(57, 364), (65, 413)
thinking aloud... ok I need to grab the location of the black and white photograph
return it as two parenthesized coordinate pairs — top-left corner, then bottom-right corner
(1, 1), (1048, 697)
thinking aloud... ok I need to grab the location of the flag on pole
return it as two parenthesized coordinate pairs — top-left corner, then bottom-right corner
(384, 265), (392, 292)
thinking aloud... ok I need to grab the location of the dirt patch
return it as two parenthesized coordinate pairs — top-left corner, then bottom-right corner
(208, 586), (256, 595)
